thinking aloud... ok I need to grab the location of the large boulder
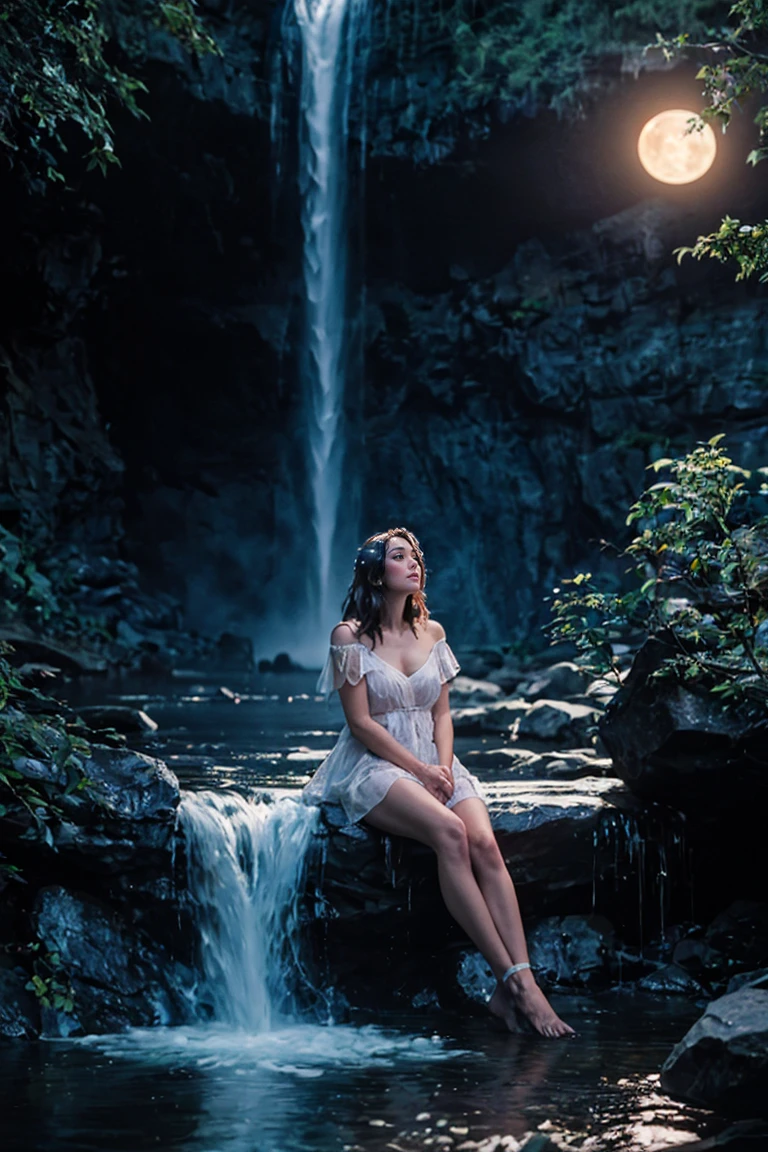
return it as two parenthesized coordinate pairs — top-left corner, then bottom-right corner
(527, 914), (617, 987)
(521, 662), (594, 701)
(32, 887), (190, 1036)
(661, 989), (768, 1116)
(517, 699), (599, 746)
(11, 744), (180, 877)
(306, 778), (654, 1006)
(485, 779), (643, 905)
(0, 967), (40, 1039)
(672, 903), (768, 990)
(598, 638), (768, 813)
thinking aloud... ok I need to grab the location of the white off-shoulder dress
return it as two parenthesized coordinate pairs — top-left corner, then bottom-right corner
(302, 638), (484, 824)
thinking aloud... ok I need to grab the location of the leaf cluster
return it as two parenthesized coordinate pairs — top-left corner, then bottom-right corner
(0, 643), (93, 880)
(434, 1), (727, 115)
(0, 940), (76, 1014)
(550, 437), (768, 704)
(0, 524), (119, 653)
(0, 0), (218, 182)
(654, 1), (768, 278)
(25, 944), (76, 1014)
(675, 214), (768, 280)
(0, 525), (61, 623)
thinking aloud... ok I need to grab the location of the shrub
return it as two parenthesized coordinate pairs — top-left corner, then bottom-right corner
(550, 436), (768, 704)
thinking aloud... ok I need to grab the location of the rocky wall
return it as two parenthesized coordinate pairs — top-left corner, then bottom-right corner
(1, 1), (767, 657)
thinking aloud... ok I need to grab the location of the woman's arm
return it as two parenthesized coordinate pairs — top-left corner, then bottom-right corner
(425, 619), (454, 771)
(337, 663), (452, 802)
(339, 677), (426, 775)
(431, 682), (454, 769)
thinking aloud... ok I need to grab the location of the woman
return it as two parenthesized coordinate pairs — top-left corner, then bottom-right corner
(304, 527), (573, 1038)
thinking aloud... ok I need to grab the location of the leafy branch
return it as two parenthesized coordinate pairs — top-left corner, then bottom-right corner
(25, 945), (76, 1014)
(0, 0), (219, 182)
(0, 940), (76, 1014)
(674, 214), (768, 280)
(550, 437), (768, 704)
(0, 643), (93, 878)
(652, 0), (768, 278)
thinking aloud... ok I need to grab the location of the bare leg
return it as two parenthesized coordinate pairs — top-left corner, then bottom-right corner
(452, 798), (574, 1038)
(364, 781), (573, 1038)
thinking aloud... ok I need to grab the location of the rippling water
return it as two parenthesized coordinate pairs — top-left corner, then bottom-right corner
(16, 670), (748, 1151)
(62, 668), (506, 793)
(2, 996), (723, 1152)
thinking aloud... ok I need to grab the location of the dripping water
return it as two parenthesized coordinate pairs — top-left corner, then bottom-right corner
(591, 806), (691, 953)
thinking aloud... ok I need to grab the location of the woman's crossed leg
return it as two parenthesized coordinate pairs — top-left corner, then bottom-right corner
(364, 779), (574, 1038)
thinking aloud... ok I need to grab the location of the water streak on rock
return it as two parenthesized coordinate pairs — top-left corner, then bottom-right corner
(591, 808), (690, 951)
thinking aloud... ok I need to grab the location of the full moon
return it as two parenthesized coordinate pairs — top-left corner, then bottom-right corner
(637, 109), (717, 184)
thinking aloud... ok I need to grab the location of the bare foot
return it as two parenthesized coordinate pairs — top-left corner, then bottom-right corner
(487, 982), (520, 1032)
(489, 973), (575, 1039)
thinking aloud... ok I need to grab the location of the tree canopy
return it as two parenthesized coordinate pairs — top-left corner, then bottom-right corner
(441, 1), (729, 114)
(0, 0), (218, 182)
(656, 0), (768, 280)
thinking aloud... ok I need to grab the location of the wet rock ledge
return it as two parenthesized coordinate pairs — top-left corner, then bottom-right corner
(1, 639), (767, 1143)
(0, 688), (189, 1040)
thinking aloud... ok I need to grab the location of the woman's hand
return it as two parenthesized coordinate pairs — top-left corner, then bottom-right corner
(418, 762), (454, 804)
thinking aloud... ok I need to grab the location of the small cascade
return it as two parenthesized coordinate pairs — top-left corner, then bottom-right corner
(180, 791), (320, 1031)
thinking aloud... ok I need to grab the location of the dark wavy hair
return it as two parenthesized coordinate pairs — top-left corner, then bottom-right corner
(340, 527), (429, 647)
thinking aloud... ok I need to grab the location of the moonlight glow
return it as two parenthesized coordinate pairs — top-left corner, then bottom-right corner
(637, 109), (717, 185)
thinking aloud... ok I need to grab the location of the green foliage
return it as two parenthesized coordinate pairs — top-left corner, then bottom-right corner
(550, 437), (768, 703)
(0, 524), (123, 655)
(0, 0), (218, 182)
(675, 214), (768, 280)
(25, 944), (76, 1014)
(438, 0), (727, 114)
(0, 526), (61, 624)
(654, 0), (768, 278)
(0, 642), (92, 876)
(0, 940), (76, 1014)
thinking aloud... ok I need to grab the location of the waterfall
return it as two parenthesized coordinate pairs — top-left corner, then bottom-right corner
(180, 792), (320, 1031)
(285, 0), (369, 643)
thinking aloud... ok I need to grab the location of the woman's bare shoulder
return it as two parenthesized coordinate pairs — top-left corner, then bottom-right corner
(425, 618), (447, 642)
(330, 620), (360, 646)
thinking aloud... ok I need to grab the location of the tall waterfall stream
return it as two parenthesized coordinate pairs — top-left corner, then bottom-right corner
(290, 0), (369, 640)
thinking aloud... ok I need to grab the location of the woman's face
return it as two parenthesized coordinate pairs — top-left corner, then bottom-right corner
(382, 536), (423, 593)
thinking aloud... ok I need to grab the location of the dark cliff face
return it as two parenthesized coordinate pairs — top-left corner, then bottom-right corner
(1, 1), (767, 656)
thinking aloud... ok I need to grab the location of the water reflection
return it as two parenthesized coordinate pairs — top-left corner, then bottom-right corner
(58, 670), (509, 794)
(2, 996), (732, 1152)
(33, 675), (759, 1151)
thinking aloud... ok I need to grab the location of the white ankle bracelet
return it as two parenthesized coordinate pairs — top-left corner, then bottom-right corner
(501, 961), (531, 983)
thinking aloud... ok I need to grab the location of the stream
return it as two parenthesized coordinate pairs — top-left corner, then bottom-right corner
(2, 670), (747, 1151)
